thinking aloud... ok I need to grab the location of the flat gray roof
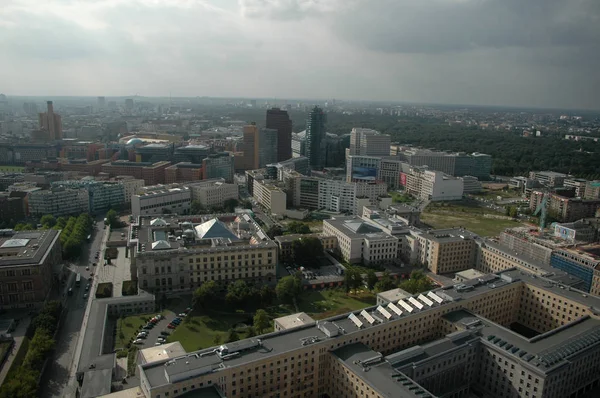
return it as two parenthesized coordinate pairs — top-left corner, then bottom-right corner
(333, 343), (434, 398)
(141, 268), (600, 388)
(81, 369), (112, 398)
(0, 229), (59, 267)
(77, 299), (115, 373)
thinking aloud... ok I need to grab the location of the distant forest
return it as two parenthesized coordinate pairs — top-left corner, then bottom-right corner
(222, 109), (600, 178)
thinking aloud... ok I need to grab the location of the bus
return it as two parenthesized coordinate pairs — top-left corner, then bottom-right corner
(75, 273), (81, 287)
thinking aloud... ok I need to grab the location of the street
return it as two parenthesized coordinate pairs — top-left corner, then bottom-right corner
(40, 220), (106, 398)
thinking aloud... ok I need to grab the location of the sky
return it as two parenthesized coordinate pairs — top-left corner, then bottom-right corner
(1, 0), (599, 110)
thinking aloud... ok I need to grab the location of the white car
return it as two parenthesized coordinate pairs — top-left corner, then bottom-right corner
(136, 334), (147, 339)
(155, 342), (163, 346)
(133, 339), (144, 345)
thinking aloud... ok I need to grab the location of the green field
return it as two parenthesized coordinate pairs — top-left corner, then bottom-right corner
(166, 312), (251, 352)
(471, 189), (522, 201)
(422, 202), (520, 236)
(165, 289), (375, 351)
(0, 166), (24, 172)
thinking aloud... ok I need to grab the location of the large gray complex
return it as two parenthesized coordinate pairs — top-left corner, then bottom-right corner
(137, 268), (600, 398)
(394, 147), (492, 180)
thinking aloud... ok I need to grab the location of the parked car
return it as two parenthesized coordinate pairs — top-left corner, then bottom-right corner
(178, 313), (187, 317)
(136, 334), (147, 339)
(155, 342), (163, 346)
(157, 337), (166, 343)
(167, 324), (176, 329)
(150, 318), (158, 324)
(83, 293), (88, 299)
(172, 318), (182, 324)
(160, 331), (170, 336)
(133, 339), (144, 345)
(155, 314), (164, 320)
(143, 325), (153, 330)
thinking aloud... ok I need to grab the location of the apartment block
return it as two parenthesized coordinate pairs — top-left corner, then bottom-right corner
(0, 229), (61, 309)
(132, 185), (192, 216)
(203, 152), (234, 183)
(529, 171), (569, 187)
(408, 228), (478, 274)
(253, 179), (287, 215)
(564, 178), (588, 197)
(128, 214), (277, 293)
(51, 180), (126, 214)
(584, 181), (600, 199)
(530, 191), (600, 222)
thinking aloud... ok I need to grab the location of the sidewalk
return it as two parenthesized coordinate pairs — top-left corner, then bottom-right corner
(0, 315), (32, 385)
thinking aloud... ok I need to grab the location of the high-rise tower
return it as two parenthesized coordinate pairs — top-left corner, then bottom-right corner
(38, 101), (62, 140)
(266, 108), (292, 162)
(305, 106), (326, 170)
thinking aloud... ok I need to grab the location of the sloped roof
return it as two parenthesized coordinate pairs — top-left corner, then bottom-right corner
(344, 221), (381, 234)
(194, 218), (239, 241)
(151, 240), (171, 250)
(150, 218), (167, 226)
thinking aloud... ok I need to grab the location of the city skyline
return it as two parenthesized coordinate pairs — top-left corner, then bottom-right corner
(1, 0), (599, 110)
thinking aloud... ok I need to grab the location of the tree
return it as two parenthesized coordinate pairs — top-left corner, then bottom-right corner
(226, 280), (251, 308)
(253, 309), (270, 334)
(366, 269), (378, 291)
(291, 237), (323, 266)
(213, 335), (222, 346)
(375, 270), (396, 292)
(191, 200), (206, 215)
(226, 329), (240, 343)
(193, 281), (219, 309)
(40, 215), (56, 229)
(106, 209), (120, 228)
(287, 221), (311, 234)
(23, 329), (55, 369)
(266, 225), (284, 239)
(223, 199), (239, 213)
(242, 200), (253, 209)
(344, 268), (363, 293)
(259, 285), (275, 307)
(399, 270), (433, 294)
(0, 368), (39, 398)
(276, 275), (302, 305)
(509, 206), (518, 218)
(246, 326), (256, 337)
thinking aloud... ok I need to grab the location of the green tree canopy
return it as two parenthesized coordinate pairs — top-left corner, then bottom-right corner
(253, 309), (271, 334)
(266, 224), (284, 239)
(287, 221), (311, 234)
(40, 214), (56, 228)
(344, 267), (363, 293)
(226, 329), (240, 343)
(366, 269), (378, 291)
(194, 280), (219, 309)
(375, 270), (396, 292)
(276, 275), (303, 305)
(291, 237), (323, 266)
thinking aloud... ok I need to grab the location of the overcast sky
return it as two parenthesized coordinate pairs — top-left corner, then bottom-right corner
(1, 0), (599, 109)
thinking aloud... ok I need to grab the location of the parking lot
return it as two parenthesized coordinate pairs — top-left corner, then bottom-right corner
(118, 308), (192, 351)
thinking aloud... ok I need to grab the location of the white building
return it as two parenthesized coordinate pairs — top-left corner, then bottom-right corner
(459, 176), (482, 193)
(132, 186), (191, 216)
(323, 216), (399, 265)
(404, 166), (463, 201)
(253, 179), (287, 215)
(28, 187), (89, 216)
(187, 178), (238, 209)
(349, 128), (391, 156)
(318, 179), (388, 215)
(114, 176), (145, 203)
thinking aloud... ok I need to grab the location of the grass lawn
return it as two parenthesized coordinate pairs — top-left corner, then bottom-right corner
(0, 166), (24, 172)
(421, 210), (520, 236)
(166, 312), (251, 352)
(5, 337), (29, 379)
(115, 313), (156, 350)
(472, 189), (522, 201)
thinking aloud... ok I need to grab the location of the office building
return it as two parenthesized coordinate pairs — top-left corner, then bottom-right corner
(553, 219), (600, 243)
(585, 181), (600, 200)
(125, 98), (134, 111)
(51, 180), (126, 214)
(266, 157), (309, 178)
(529, 171), (569, 187)
(0, 173), (24, 190)
(202, 152), (234, 183)
(550, 248), (600, 294)
(138, 267), (600, 398)
(403, 166), (464, 201)
(459, 175), (483, 193)
(0, 229), (61, 309)
(28, 186), (89, 217)
(305, 106), (326, 170)
(172, 145), (211, 164)
(101, 160), (171, 185)
(395, 148), (492, 180)
(128, 214), (277, 293)
(164, 163), (203, 184)
(112, 176), (145, 203)
(257, 128), (278, 168)
(346, 155), (381, 182)
(291, 132), (306, 157)
(38, 101), (62, 140)
(253, 178), (287, 215)
(378, 157), (407, 189)
(266, 107), (292, 162)
(97, 96), (106, 110)
(407, 228), (478, 274)
(323, 216), (399, 265)
(564, 178), (588, 197)
(0, 193), (25, 224)
(318, 180), (388, 215)
(242, 124), (259, 170)
(349, 128), (391, 156)
(131, 185), (191, 216)
(187, 179), (238, 209)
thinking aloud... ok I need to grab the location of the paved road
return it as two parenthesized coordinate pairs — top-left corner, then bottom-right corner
(40, 221), (106, 398)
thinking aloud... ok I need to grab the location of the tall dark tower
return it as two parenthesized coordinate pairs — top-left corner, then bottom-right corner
(266, 107), (292, 162)
(305, 106), (326, 170)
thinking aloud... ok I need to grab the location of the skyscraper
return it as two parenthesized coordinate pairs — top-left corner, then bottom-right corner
(97, 96), (106, 110)
(258, 128), (278, 167)
(266, 107), (292, 162)
(125, 98), (134, 112)
(38, 101), (62, 140)
(243, 123), (259, 169)
(305, 106), (326, 170)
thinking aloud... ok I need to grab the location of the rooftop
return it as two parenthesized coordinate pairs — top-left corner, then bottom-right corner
(274, 312), (315, 330)
(0, 229), (60, 267)
(139, 342), (186, 365)
(420, 228), (479, 243)
(376, 288), (412, 303)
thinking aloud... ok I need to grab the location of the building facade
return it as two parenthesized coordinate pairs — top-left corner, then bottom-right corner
(349, 128), (391, 156)
(305, 106), (326, 170)
(257, 128), (278, 168)
(403, 166), (464, 201)
(38, 101), (62, 140)
(132, 186), (192, 216)
(266, 108), (292, 162)
(28, 187), (89, 217)
(203, 152), (234, 183)
(188, 179), (238, 209)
